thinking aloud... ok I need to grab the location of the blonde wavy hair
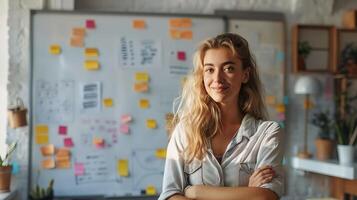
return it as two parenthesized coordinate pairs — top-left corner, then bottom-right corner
(173, 33), (267, 163)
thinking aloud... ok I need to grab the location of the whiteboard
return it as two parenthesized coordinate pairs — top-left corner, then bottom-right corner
(216, 10), (286, 125)
(30, 11), (225, 197)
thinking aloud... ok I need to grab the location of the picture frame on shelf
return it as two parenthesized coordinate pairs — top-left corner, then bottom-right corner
(292, 25), (335, 73)
(334, 29), (357, 78)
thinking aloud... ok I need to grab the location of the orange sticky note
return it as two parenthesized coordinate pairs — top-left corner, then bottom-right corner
(42, 158), (55, 169)
(70, 37), (84, 47)
(133, 20), (146, 29)
(56, 148), (70, 157)
(103, 98), (113, 107)
(72, 27), (86, 37)
(84, 60), (100, 70)
(146, 185), (157, 195)
(170, 29), (181, 39)
(180, 18), (192, 28)
(139, 99), (149, 109)
(117, 159), (129, 177)
(155, 148), (166, 159)
(169, 19), (182, 28)
(265, 96), (276, 105)
(304, 99), (314, 110)
(56, 154), (70, 162)
(146, 119), (157, 129)
(135, 72), (149, 82)
(85, 48), (99, 57)
(133, 82), (149, 93)
(49, 45), (61, 55)
(180, 30), (193, 39)
(275, 104), (286, 113)
(40, 144), (55, 156)
(57, 160), (71, 169)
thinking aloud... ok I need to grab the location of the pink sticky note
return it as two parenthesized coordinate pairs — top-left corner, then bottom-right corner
(64, 137), (74, 148)
(121, 114), (132, 124)
(177, 51), (186, 61)
(86, 19), (95, 29)
(277, 112), (286, 121)
(95, 142), (105, 149)
(74, 163), (85, 176)
(120, 124), (130, 134)
(59, 125), (67, 135)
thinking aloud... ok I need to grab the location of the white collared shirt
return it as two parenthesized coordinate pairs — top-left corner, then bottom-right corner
(159, 114), (284, 200)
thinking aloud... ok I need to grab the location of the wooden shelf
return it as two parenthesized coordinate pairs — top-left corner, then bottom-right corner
(291, 157), (357, 180)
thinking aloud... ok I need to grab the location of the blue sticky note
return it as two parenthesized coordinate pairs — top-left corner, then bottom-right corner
(276, 51), (284, 61)
(278, 122), (285, 128)
(283, 96), (289, 105)
(12, 161), (20, 174)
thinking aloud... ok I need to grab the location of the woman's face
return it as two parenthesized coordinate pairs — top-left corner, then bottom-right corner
(203, 47), (249, 106)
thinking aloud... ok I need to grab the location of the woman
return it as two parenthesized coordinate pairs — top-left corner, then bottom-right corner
(159, 33), (283, 200)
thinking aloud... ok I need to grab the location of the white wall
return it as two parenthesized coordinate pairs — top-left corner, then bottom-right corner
(4, 0), (352, 199)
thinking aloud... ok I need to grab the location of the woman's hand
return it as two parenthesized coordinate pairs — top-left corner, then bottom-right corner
(248, 165), (275, 187)
(184, 185), (198, 199)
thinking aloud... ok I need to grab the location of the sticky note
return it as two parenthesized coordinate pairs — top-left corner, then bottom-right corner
(56, 148), (70, 157)
(42, 158), (55, 169)
(169, 19), (182, 27)
(133, 19), (146, 29)
(304, 99), (314, 110)
(120, 124), (130, 134)
(177, 51), (186, 61)
(49, 45), (61, 55)
(64, 137), (74, 148)
(36, 132), (49, 145)
(276, 51), (284, 61)
(36, 125), (49, 134)
(58, 125), (67, 135)
(117, 159), (129, 177)
(57, 160), (71, 169)
(146, 119), (157, 129)
(139, 99), (150, 109)
(93, 137), (105, 148)
(279, 122), (285, 128)
(283, 96), (289, 105)
(277, 112), (286, 121)
(155, 148), (166, 159)
(70, 37), (84, 47)
(121, 114), (132, 124)
(11, 162), (20, 175)
(84, 60), (100, 70)
(135, 72), (149, 82)
(180, 31), (193, 39)
(133, 82), (149, 93)
(74, 163), (85, 176)
(86, 19), (95, 29)
(85, 48), (99, 57)
(265, 95), (276, 105)
(56, 154), (70, 162)
(72, 27), (86, 37)
(180, 18), (192, 28)
(170, 29), (181, 39)
(275, 104), (286, 113)
(103, 98), (113, 107)
(40, 144), (55, 156)
(146, 185), (157, 195)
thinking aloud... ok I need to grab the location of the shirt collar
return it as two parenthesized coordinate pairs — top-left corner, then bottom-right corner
(233, 114), (258, 142)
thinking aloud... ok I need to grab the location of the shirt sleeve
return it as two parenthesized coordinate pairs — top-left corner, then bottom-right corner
(256, 122), (284, 198)
(158, 124), (188, 200)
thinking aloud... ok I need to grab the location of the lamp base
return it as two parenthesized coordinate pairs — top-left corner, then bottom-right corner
(297, 151), (312, 159)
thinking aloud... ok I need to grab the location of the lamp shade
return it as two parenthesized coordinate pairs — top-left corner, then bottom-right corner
(294, 76), (320, 94)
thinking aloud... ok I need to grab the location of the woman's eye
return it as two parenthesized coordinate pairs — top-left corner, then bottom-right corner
(224, 66), (234, 72)
(205, 68), (214, 73)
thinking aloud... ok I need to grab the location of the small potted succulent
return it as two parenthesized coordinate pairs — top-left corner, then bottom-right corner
(311, 110), (334, 160)
(0, 142), (17, 192)
(298, 41), (312, 69)
(29, 179), (54, 200)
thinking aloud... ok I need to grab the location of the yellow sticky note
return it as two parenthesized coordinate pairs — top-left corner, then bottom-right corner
(36, 133), (49, 145)
(36, 125), (49, 134)
(70, 36), (84, 47)
(117, 159), (129, 177)
(133, 20), (146, 29)
(40, 144), (55, 156)
(57, 160), (71, 169)
(85, 48), (99, 57)
(146, 185), (157, 195)
(135, 72), (149, 82)
(84, 60), (100, 70)
(103, 98), (113, 107)
(133, 82), (149, 93)
(146, 119), (157, 129)
(72, 27), (86, 37)
(181, 30), (193, 40)
(139, 99), (149, 109)
(265, 95), (276, 105)
(275, 104), (286, 113)
(49, 45), (61, 55)
(155, 149), (166, 159)
(170, 29), (181, 39)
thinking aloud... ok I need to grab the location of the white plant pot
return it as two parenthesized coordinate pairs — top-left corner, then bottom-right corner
(337, 145), (355, 165)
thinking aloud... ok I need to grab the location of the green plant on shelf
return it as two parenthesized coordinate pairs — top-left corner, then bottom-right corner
(298, 41), (312, 59)
(311, 110), (333, 140)
(0, 142), (17, 167)
(29, 179), (54, 200)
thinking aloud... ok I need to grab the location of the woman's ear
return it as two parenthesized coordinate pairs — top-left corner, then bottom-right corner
(242, 67), (250, 83)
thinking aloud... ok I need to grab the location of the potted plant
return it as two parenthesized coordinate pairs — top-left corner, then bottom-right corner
(0, 142), (17, 192)
(298, 41), (312, 69)
(339, 42), (357, 75)
(29, 179), (54, 200)
(311, 110), (334, 160)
